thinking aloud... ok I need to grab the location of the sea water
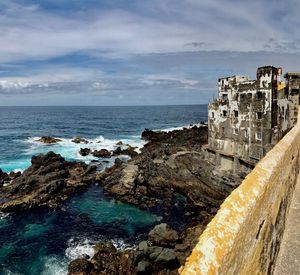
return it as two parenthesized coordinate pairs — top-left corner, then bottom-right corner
(0, 105), (207, 274)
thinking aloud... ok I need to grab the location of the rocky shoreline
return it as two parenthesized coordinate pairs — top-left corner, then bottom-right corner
(0, 125), (247, 274)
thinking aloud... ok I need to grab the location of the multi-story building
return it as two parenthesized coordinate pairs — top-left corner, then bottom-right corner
(206, 66), (300, 171)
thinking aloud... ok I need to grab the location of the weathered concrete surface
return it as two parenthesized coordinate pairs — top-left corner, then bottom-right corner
(179, 108), (300, 275)
(274, 174), (300, 275)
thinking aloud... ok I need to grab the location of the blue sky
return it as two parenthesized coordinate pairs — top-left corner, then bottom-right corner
(1, 0), (300, 105)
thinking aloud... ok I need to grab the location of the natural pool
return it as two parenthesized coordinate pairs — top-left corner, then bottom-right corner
(0, 185), (160, 274)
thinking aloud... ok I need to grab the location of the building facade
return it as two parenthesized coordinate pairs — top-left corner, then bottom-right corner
(207, 66), (300, 171)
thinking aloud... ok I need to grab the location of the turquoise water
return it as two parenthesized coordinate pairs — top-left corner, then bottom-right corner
(0, 105), (207, 274)
(0, 186), (160, 274)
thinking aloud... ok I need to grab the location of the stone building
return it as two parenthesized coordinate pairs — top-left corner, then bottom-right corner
(206, 66), (300, 171)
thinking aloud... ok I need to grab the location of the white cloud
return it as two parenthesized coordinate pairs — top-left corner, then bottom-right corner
(0, 0), (299, 64)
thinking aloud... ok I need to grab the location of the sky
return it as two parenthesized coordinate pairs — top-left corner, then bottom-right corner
(1, 0), (300, 106)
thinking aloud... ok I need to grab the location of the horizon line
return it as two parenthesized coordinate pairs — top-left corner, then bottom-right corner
(0, 103), (208, 107)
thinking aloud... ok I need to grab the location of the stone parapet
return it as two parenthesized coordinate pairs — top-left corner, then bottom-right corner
(180, 108), (300, 274)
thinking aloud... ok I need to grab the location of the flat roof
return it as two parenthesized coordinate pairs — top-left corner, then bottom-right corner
(285, 72), (300, 76)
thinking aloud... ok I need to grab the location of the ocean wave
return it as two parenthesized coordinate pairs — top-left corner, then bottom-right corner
(14, 135), (145, 172)
(0, 212), (10, 220)
(155, 123), (207, 133)
(65, 238), (95, 260)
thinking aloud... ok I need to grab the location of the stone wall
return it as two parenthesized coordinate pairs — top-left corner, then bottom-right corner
(180, 108), (300, 274)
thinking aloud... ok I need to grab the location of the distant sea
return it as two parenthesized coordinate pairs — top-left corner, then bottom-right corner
(0, 105), (208, 275)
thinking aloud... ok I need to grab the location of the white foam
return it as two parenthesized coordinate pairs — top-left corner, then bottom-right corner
(111, 238), (132, 250)
(155, 123), (207, 133)
(65, 238), (95, 260)
(23, 135), (145, 167)
(1, 268), (19, 275)
(0, 212), (10, 220)
(64, 236), (133, 263)
(41, 256), (68, 275)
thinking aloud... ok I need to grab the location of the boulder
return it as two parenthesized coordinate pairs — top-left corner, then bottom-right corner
(136, 260), (152, 274)
(79, 148), (91, 156)
(37, 136), (61, 144)
(155, 248), (179, 268)
(90, 242), (134, 274)
(148, 223), (179, 248)
(72, 137), (89, 144)
(68, 258), (93, 274)
(112, 146), (138, 158)
(92, 149), (111, 158)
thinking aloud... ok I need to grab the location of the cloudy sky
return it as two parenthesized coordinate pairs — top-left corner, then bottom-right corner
(1, 0), (300, 105)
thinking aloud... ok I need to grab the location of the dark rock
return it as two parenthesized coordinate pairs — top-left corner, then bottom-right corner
(9, 171), (21, 180)
(148, 246), (163, 260)
(89, 242), (134, 274)
(94, 242), (116, 254)
(148, 223), (179, 248)
(68, 258), (93, 274)
(113, 146), (138, 158)
(0, 169), (10, 187)
(113, 146), (122, 155)
(155, 248), (179, 269)
(79, 148), (91, 156)
(92, 149), (111, 158)
(37, 136), (61, 144)
(114, 158), (123, 166)
(72, 137), (89, 144)
(136, 260), (152, 274)
(0, 151), (96, 213)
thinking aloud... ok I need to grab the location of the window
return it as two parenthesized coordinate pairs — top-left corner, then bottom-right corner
(244, 129), (248, 138)
(256, 132), (262, 140)
(234, 110), (238, 118)
(257, 92), (263, 99)
(234, 128), (238, 135)
(222, 110), (227, 117)
(257, 112), (263, 119)
(222, 94), (228, 100)
(211, 112), (214, 118)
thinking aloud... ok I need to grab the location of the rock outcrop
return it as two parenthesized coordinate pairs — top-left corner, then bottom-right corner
(37, 136), (61, 144)
(72, 137), (89, 144)
(0, 169), (10, 187)
(92, 149), (111, 158)
(97, 126), (242, 211)
(79, 148), (91, 156)
(0, 151), (96, 213)
(68, 222), (206, 275)
(113, 146), (138, 158)
(68, 242), (134, 275)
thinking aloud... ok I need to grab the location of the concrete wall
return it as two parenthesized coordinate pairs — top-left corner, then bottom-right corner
(180, 108), (300, 275)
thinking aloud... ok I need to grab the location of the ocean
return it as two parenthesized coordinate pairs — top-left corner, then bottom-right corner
(0, 105), (207, 274)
